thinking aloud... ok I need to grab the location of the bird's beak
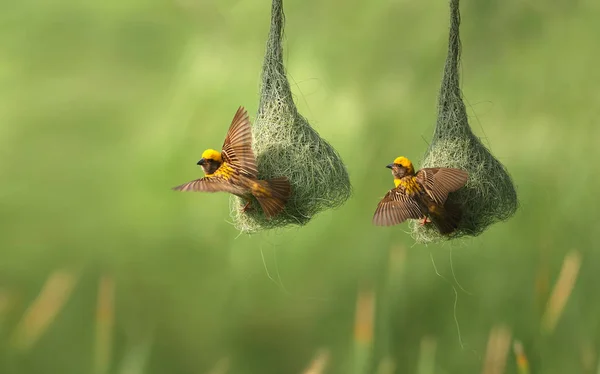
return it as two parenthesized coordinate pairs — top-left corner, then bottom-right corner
(386, 163), (394, 169)
(197, 158), (206, 166)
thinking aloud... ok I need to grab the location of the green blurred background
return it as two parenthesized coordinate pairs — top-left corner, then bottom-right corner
(1, 0), (599, 373)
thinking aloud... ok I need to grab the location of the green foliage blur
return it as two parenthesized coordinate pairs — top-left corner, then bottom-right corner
(1, 0), (599, 373)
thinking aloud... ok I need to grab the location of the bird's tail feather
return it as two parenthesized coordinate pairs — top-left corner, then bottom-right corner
(252, 177), (292, 219)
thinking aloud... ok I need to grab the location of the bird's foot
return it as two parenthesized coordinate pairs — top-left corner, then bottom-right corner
(241, 201), (254, 213)
(420, 217), (431, 226)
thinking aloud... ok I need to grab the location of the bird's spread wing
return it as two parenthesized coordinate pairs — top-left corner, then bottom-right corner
(172, 176), (244, 194)
(372, 188), (425, 226)
(416, 167), (468, 205)
(220, 106), (258, 178)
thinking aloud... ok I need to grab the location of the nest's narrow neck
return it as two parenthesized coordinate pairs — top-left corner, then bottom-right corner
(444, 0), (461, 94)
(266, 0), (285, 64)
(258, 0), (296, 113)
(432, 0), (472, 138)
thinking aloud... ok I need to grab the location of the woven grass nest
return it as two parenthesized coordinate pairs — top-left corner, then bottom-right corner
(409, 0), (518, 244)
(230, 0), (352, 233)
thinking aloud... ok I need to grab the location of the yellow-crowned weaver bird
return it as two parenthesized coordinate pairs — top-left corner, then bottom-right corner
(373, 156), (469, 234)
(172, 106), (291, 219)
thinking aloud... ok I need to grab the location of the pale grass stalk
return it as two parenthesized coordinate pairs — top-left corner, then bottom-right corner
(302, 348), (329, 374)
(0, 288), (10, 317)
(375, 245), (406, 373)
(353, 284), (375, 374)
(512, 340), (530, 374)
(376, 356), (396, 374)
(580, 340), (595, 373)
(388, 246), (407, 278)
(205, 357), (230, 374)
(416, 336), (437, 374)
(534, 246), (550, 314)
(94, 275), (116, 374)
(11, 268), (79, 351)
(481, 325), (512, 374)
(117, 336), (154, 374)
(0, 288), (11, 333)
(541, 250), (582, 334)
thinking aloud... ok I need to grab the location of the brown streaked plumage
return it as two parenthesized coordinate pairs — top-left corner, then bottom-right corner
(373, 156), (468, 235)
(172, 106), (291, 218)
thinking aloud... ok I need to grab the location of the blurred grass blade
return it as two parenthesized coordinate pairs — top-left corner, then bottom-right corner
(580, 340), (595, 374)
(94, 275), (116, 374)
(371, 245), (405, 374)
(11, 268), (79, 351)
(388, 245), (407, 281)
(302, 348), (329, 374)
(534, 246), (550, 315)
(481, 325), (512, 374)
(0, 288), (12, 333)
(205, 357), (230, 374)
(541, 250), (582, 334)
(376, 356), (395, 374)
(512, 340), (530, 374)
(353, 284), (375, 374)
(0, 289), (10, 313)
(371, 244), (406, 374)
(118, 337), (154, 374)
(416, 336), (437, 374)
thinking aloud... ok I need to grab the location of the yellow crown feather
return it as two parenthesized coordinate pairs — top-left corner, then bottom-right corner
(201, 149), (222, 162)
(393, 156), (414, 174)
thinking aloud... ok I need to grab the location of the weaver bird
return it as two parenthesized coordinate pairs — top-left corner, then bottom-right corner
(373, 156), (468, 234)
(172, 106), (291, 218)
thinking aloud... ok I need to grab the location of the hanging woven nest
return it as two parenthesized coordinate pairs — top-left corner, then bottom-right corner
(410, 0), (518, 244)
(230, 0), (352, 233)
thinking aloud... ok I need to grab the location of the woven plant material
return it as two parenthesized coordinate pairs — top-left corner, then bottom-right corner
(410, 0), (518, 244)
(231, 0), (351, 233)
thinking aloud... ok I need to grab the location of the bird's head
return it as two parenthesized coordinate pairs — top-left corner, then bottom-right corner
(386, 156), (415, 178)
(197, 149), (223, 175)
